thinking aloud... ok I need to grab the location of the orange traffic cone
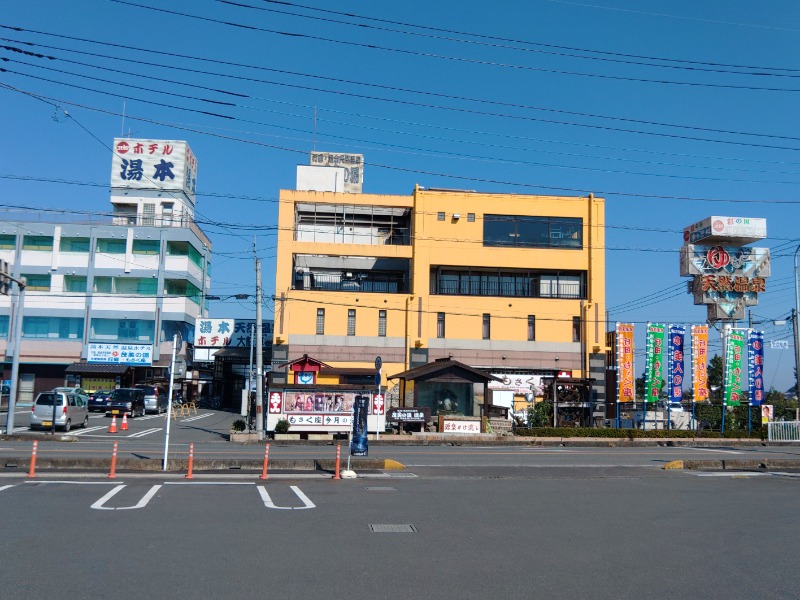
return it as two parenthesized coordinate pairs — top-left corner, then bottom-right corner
(109, 415), (118, 434)
(120, 414), (129, 431)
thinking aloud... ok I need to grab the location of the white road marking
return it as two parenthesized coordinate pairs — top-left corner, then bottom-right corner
(181, 414), (211, 423)
(693, 472), (763, 477)
(25, 480), (122, 485)
(257, 485), (315, 510)
(70, 426), (107, 436)
(688, 448), (744, 454)
(0, 484), (17, 492)
(91, 484), (162, 510)
(126, 428), (163, 438)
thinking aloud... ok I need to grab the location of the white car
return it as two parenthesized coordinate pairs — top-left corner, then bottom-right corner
(30, 390), (89, 432)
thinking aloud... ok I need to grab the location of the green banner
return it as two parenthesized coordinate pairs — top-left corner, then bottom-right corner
(724, 331), (745, 406)
(645, 323), (666, 404)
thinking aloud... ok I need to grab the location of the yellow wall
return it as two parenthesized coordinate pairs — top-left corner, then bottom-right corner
(273, 187), (606, 384)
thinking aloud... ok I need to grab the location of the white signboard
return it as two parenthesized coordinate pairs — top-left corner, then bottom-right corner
(194, 318), (234, 347)
(111, 138), (198, 200)
(682, 216), (766, 246)
(488, 373), (546, 395)
(88, 343), (153, 366)
(441, 418), (481, 433)
(309, 152), (363, 193)
(287, 414), (353, 430)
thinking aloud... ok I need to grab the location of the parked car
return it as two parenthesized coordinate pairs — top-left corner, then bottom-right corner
(30, 390), (89, 432)
(108, 388), (146, 418)
(135, 384), (169, 414)
(53, 387), (91, 407)
(88, 390), (112, 412)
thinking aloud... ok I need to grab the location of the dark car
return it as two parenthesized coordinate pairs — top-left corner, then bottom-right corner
(88, 390), (112, 412)
(107, 388), (146, 418)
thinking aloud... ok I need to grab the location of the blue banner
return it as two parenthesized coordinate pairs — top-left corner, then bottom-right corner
(667, 325), (686, 403)
(748, 330), (765, 406)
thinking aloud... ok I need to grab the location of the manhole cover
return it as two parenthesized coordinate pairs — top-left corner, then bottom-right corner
(369, 524), (417, 533)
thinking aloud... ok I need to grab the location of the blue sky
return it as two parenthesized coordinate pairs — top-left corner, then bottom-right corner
(1, 1), (799, 392)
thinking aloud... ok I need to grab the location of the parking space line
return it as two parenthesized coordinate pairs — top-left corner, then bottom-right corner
(181, 414), (211, 423)
(0, 484), (16, 492)
(90, 484), (162, 510)
(126, 428), (163, 438)
(257, 485), (316, 510)
(70, 426), (107, 436)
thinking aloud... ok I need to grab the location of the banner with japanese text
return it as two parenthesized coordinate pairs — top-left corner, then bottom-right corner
(667, 325), (686, 403)
(645, 323), (666, 403)
(616, 323), (635, 403)
(724, 331), (745, 406)
(748, 330), (765, 406)
(692, 325), (709, 402)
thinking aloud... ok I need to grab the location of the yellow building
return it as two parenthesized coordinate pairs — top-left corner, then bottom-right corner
(271, 184), (607, 422)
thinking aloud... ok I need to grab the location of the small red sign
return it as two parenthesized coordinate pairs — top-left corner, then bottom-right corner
(116, 140), (130, 154)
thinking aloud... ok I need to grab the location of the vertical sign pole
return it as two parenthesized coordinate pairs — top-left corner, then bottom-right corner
(162, 333), (178, 471)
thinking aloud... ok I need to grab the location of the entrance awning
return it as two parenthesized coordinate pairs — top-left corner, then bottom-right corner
(64, 363), (131, 375)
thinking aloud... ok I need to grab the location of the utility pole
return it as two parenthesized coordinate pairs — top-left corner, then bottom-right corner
(4, 267), (25, 434)
(793, 243), (800, 404)
(256, 258), (264, 440)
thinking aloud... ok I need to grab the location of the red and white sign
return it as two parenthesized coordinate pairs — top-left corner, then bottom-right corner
(268, 392), (282, 414)
(372, 394), (384, 415)
(111, 138), (198, 201)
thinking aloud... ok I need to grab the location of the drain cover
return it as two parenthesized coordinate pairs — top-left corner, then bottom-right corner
(369, 524), (417, 533)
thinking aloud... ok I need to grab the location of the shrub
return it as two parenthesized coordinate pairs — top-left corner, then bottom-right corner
(231, 418), (247, 432)
(274, 418), (290, 434)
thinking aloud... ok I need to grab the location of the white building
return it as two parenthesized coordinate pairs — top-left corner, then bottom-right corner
(0, 139), (211, 401)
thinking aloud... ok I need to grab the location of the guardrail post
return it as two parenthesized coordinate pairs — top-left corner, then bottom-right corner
(108, 441), (118, 479)
(259, 443), (270, 480)
(28, 440), (38, 478)
(186, 442), (194, 479)
(333, 444), (341, 480)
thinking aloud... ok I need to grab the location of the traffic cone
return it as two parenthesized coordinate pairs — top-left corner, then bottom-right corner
(108, 415), (118, 434)
(120, 414), (129, 431)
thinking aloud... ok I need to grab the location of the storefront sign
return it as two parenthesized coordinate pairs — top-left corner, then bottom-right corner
(112, 138), (197, 201)
(387, 407), (430, 423)
(194, 319), (234, 347)
(309, 152), (363, 194)
(88, 343), (152, 366)
(440, 417), (481, 433)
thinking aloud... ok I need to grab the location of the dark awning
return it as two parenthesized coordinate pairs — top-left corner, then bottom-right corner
(64, 363), (131, 375)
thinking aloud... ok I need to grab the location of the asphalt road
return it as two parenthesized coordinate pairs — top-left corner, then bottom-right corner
(2, 467), (799, 599)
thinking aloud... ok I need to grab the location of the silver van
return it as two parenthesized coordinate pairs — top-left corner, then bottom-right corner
(30, 390), (89, 432)
(135, 384), (169, 414)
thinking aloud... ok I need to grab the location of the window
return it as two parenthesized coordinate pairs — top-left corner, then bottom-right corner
(467, 213), (475, 222)
(573, 316), (581, 342)
(0, 315), (9, 337)
(96, 238), (126, 254)
(528, 315), (536, 341)
(132, 240), (160, 255)
(142, 203), (155, 226)
(118, 320), (139, 341)
(22, 317), (83, 339)
(347, 309), (356, 336)
(165, 279), (202, 304)
(378, 310), (387, 337)
(482, 314), (491, 340)
(167, 241), (204, 268)
(22, 236), (53, 251)
(437, 212), (445, 221)
(60, 237), (90, 252)
(64, 275), (87, 293)
(0, 234), (15, 250)
(93, 277), (112, 293)
(91, 318), (154, 342)
(483, 215), (582, 249)
(437, 312), (445, 338)
(22, 274), (50, 291)
(316, 308), (325, 335)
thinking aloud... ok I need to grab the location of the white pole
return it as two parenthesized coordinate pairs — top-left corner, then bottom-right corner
(256, 258), (264, 440)
(6, 278), (25, 434)
(162, 333), (178, 471)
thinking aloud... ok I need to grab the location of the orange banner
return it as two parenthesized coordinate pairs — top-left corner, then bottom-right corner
(692, 325), (709, 401)
(616, 323), (635, 403)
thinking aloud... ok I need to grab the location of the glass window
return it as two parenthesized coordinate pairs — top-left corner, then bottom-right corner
(378, 310), (387, 337)
(316, 308), (325, 335)
(484, 215), (582, 249)
(437, 312), (445, 339)
(528, 315), (536, 341)
(22, 236), (53, 251)
(22, 317), (83, 339)
(96, 238), (126, 254)
(114, 277), (158, 295)
(93, 277), (112, 293)
(90, 318), (154, 342)
(64, 275), (87, 293)
(0, 234), (15, 250)
(165, 279), (201, 305)
(573, 316), (581, 343)
(22, 274), (51, 291)
(415, 382), (472, 416)
(60, 237), (90, 252)
(467, 213), (475, 222)
(482, 314), (491, 340)
(347, 309), (356, 336)
(132, 240), (160, 255)
(0, 315), (9, 337)
(437, 212), (445, 221)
